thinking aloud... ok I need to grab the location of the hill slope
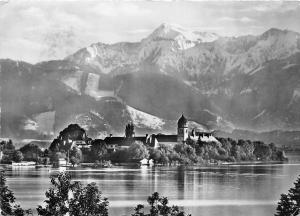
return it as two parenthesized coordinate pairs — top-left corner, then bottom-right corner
(1, 24), (300, 144)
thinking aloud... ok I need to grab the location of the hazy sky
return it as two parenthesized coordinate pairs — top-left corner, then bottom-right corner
(0, 0), (300, 63)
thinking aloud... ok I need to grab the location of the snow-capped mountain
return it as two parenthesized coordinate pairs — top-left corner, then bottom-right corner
(67, 23), (220, 75)
(67, 25), (300, 78)
(144, 23), (219, 50)
(1, 24), (300, 142)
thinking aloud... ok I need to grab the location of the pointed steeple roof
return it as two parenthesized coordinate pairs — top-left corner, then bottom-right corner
(178, 114), (188, 127)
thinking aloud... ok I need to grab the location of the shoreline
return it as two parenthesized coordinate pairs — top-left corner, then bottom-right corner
(0, 159), (290, 170)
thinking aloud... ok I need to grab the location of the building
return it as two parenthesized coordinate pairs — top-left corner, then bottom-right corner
(146, 134), (177, 148)
(104, 114), (214, 149)
(104, 123), (148, 151)
(71, 140), (91, 149)
(177, 114), (189, 143)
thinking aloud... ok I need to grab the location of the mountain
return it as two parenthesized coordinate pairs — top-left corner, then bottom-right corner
(215, 129), (300, 149)
(1, 24), (300, 146)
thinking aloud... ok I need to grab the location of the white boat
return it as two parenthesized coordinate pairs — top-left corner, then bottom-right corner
(140, 158), (154, 166)
(140, 158), (148, 165)
(12, 161), (36, 167)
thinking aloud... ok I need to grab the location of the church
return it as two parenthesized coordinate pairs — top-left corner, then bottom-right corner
(104, 114), (214, 150)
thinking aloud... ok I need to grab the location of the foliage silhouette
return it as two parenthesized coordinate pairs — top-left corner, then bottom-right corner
(275, 175), (300, 216)
(0, 171), (31, 216)
(132, 192), (190, 216)
(37, 172), (109, 216)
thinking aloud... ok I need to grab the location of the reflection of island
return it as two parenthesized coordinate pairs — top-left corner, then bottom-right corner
(176, 167), (186, 200)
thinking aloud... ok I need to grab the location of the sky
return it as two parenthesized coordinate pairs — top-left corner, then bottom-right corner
(0, 0), (300, 63)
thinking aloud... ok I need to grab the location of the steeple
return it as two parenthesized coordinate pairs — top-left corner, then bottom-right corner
(177, 114), (188, 143)
(178, 114), (188, 128)
(125, 122), (135, 138)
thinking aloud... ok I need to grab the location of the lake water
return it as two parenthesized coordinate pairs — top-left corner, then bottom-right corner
(3, 153), (300, 216)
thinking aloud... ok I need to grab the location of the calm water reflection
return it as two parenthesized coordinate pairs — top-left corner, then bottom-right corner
(3, 155), (300, 216)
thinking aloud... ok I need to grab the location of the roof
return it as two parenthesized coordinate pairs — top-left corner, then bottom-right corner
(195, 131), (212, 136)
(104, 137), (124, 145)
(104, 136), (147, 146)
(134, 137), (147, 143)
(178, 114), (188, 127)
(154, 134), (177, 143)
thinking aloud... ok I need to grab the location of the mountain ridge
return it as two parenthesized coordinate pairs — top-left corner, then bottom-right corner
(1, 24), (300, 146)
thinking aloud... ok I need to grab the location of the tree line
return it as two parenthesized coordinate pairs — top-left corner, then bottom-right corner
(0, 137), (286, 167)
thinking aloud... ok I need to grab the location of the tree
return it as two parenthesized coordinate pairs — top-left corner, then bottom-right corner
(174, 144), (198, 164)
(230, 142), (241, 161)
(289, 177), (300, 209)
(37, 172), (75, 215)
(69, 147), (82, 166)
(275, 175), (300, 216)
(49, 124), (88, 153)
(12, 151), (24, 162)
(49, 151), (66, 166)
(0, 171), (31, 216)
(37, 172), (109, 216)
(109, 149), (128, 163)
(6, 140), (15, 151)
(1, 170), (15, 215)
(20, 144), (42, 161)
(128, 141), (149, 161)
(90, 140), (108, 162)
(132, 192), (190, 216)
(69, 182), (109, 216)
(149, 148), (162, 163)
(275, 194), (297, 216)
(253, 141), (272, 161)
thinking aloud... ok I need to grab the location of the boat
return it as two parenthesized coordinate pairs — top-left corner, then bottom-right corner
(12, 161), (36, 167)
(140, 158), (154, 166)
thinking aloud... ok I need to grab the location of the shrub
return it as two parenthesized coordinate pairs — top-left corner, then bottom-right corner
(19, 144), (43, 161)
(275, 175), (300, 216)
(37, 172), (109, 216)
(128, 141), (149, 161)
(132, 192), (190, 216)
(0, 171), (31, 216)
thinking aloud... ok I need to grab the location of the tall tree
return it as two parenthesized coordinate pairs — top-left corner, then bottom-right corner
(128, 141), (149, 161)
(0, 170), (15, 215)
(69, 182), (109, 216)
(0, 171), (30, 216)
(289, 177), (300, 208)
(91, 140), (108, 161)
(69, 147), (82, 166)
(12, 151), (23, 163)
(275, 175), (300, 216)
(37, 172), (73, 216)
(19, 144), (42, 161)
(37, 172), (108, 216)
(275, 194), (297, 216)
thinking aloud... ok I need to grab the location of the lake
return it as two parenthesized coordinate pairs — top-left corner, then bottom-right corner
(3, 154), (300, 216)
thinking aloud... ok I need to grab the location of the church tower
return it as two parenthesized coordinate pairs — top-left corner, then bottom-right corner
(125, 123), (135, 138)
(177, 114), (188, 143)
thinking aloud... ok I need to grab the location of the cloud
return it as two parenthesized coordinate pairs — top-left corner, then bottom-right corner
(218, 16), (254, 23)
(252, 5), (270, 12)
(0, 1), (299, 63)
(91, 3), (151, 17)
(190, 26), (225, 32)
(218, 16), (236, 22)
(41, 26), (83, 60)
(0, 37), (46, 63)
(239, 3), (300, 13)
(240, 17), (254, 23)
